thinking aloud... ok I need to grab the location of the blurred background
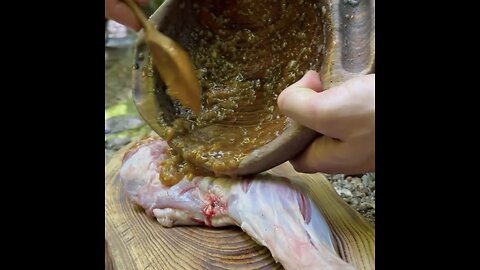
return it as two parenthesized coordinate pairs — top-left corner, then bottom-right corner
(104, 0), (164, 163)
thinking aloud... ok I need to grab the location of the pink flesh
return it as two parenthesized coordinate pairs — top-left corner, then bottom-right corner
(119, 139), (355, 270)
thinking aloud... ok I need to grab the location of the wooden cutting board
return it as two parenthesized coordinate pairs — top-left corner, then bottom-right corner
(105, 140), (374, 270)
(105, 144), (283, 270)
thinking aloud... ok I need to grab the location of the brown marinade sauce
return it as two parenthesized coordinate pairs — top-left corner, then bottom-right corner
(153, 0), (326, 185)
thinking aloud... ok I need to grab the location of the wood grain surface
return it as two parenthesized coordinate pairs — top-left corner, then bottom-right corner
(105, 144), (283, 270)
(105, 139), (374, 270)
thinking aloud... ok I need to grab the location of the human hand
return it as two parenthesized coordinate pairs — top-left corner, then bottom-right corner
(277, 71), (375, 175)
(105, 0), (149, 31)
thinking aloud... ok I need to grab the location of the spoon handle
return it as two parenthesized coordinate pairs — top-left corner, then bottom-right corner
(122, 0), (153, 31)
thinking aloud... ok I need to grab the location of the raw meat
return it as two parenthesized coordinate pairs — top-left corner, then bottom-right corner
(119, 138), (355, 270)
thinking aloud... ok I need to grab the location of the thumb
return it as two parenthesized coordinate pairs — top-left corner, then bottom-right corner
(278, 73), (374, 140)
(290, 136), (374, 174)
(278, 70), (339, 135)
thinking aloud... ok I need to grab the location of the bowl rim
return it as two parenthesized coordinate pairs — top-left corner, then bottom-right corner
(132, 0), (375, 175)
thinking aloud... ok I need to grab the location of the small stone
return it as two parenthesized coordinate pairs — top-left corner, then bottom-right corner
(334, 187), (353, 197)
(350, 177), (363, 189)
(105, 116), (144, 134)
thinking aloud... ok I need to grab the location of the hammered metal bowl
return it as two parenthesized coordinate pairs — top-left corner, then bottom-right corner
(132, 0), (375, 176)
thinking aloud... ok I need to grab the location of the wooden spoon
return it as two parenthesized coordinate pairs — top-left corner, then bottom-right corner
(122, 0), (202, 113)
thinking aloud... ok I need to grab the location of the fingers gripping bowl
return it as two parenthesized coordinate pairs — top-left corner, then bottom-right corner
(132, 0), (375, 181)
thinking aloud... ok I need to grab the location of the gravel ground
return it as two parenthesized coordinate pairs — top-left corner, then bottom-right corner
(325, 173), (375, 226)
(105, 25), (375, 226)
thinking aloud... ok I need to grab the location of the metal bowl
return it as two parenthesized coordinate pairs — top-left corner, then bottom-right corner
(132, 0), (375, 176)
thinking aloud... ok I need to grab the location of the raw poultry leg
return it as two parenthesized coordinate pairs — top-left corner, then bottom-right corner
(119, 138), (355, 270)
